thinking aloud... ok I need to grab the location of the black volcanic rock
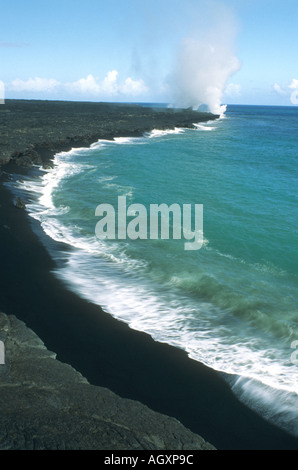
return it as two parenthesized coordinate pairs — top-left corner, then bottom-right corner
(0, 313), (215, 450)
(15, 197), (26, 210)
(0, 100), (218, 168)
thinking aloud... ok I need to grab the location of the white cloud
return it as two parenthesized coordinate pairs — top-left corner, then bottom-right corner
(8, 72), (149, 99)
(66, 71), (148, 98)
(66, 72), (119, 96)
(11, 77), (60, 92)
(67, 74), (101, 95)
(224, 83), (241, 97)
(101, 70), (119, 95)
(120, 77), (148, 96)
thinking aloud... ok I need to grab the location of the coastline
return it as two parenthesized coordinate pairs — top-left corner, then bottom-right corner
(0, 312), (215, 451)
(1, 100), (298, 450)
(0, 99), (217, 168)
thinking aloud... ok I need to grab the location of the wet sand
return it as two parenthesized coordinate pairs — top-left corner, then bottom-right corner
(0, 100), (297, 450)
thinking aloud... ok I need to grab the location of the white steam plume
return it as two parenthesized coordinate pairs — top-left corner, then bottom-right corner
(169, 6), (241, 116)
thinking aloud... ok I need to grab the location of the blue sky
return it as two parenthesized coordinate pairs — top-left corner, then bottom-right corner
(1, 0), (298, 106)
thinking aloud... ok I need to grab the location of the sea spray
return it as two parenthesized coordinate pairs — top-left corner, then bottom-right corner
(11, 105), (298, 437)
(168, 3), (241, 114)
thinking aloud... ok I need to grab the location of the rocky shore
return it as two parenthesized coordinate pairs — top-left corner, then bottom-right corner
(0, 100), (218, 451)
(0, 100), (217, 168)
(0, 312), (214, 450)
(0, 100), (297, 451)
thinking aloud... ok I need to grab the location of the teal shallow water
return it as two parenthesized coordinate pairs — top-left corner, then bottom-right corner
(20, 105), (298, 436)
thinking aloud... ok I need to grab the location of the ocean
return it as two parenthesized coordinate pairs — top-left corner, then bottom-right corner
(17, 104), (298, 437)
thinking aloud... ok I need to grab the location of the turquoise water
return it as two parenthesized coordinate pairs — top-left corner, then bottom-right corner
(22, 105), (298, 435)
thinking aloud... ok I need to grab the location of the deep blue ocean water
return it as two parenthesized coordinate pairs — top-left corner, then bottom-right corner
(19, 105), (298, 436)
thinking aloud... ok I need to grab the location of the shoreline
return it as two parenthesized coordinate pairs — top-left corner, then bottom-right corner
(1, 100), (298, 450)
(0, 99), (217, 168)
(0, 311), (215, 450)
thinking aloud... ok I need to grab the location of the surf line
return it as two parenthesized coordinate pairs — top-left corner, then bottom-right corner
(95, 196), (203, 251)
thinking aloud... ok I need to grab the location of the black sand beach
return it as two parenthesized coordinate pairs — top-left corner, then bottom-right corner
(1, 100), (297, 450)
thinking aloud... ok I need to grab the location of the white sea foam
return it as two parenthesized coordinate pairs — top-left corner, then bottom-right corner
(13, 128), (298, 439)
(193, 123), (216, 131)
(229, 376), (298, 437)
(91, 136), (146, 149)
(147, 128), (185, 138)
(113, 137), (140, 144)
(22, 169), (297, 404)
(51, 239), (298, 437)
